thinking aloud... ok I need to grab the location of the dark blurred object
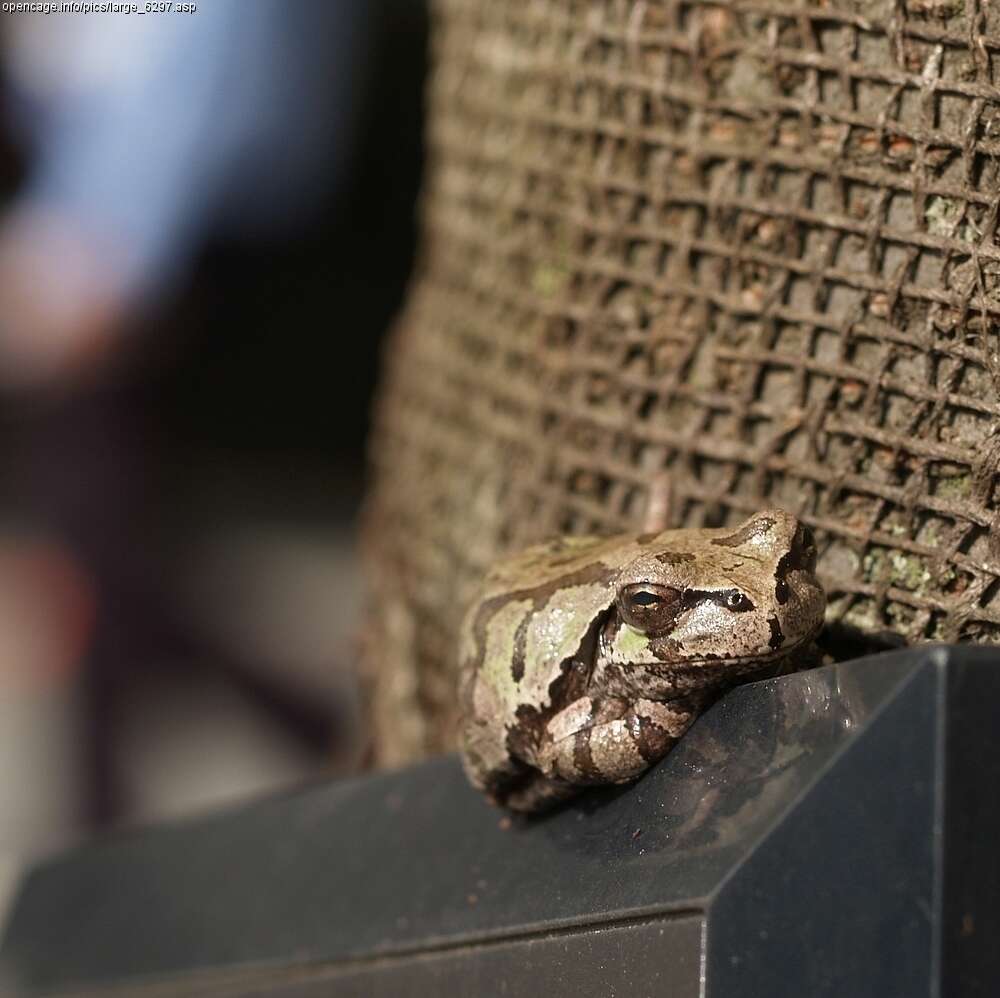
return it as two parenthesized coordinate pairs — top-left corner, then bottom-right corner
(5, 647), (996, 997)
(0, 0), (427, 860)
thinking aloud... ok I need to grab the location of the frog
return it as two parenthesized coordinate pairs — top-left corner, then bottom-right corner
(458, 508), (825, 812)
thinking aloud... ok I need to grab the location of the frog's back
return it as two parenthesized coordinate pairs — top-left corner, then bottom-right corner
(476, 533), (638, 599)
(459, 532), (645, 789)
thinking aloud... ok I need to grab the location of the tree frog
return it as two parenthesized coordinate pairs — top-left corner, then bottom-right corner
(459, 509), (825, 812)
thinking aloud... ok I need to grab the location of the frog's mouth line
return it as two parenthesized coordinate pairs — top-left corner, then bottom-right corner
(640, 625), (821, 673)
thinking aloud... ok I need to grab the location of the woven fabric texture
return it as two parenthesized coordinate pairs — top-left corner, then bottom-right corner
(363, 0), (1000, 762)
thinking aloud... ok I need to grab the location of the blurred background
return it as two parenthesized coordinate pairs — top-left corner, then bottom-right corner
(0, 0), (426, 920)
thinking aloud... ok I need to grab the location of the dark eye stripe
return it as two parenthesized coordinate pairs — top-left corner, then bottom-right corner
(725, 592), (754, 612)
(683, 588), (756, 612)
(682, 588), (714, 608)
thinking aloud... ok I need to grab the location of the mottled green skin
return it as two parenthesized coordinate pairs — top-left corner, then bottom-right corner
(459, 510), (825, 812)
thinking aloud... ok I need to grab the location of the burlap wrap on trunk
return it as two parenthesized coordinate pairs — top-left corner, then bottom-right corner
(363, 0), (1000, 763)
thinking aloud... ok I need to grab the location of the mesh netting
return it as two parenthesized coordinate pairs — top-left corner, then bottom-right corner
(362, 0), (1000, 763)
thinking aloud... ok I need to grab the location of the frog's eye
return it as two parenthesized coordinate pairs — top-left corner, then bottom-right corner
(630, 590), (662, 606)
(617, 583), (683, 634)
(721, 590), (755, 612)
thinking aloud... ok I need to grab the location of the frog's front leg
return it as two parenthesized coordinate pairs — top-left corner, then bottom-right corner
(536, 695), (703, 786)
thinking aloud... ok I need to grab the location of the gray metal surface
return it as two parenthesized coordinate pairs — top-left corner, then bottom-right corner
(2, 646), (998, 997)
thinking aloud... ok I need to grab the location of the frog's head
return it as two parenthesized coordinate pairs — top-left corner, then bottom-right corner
(609, 509), (825, 672)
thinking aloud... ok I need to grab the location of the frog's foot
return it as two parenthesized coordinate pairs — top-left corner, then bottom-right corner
(500, 772), (580, 813)
(536, 696), (700, 788)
